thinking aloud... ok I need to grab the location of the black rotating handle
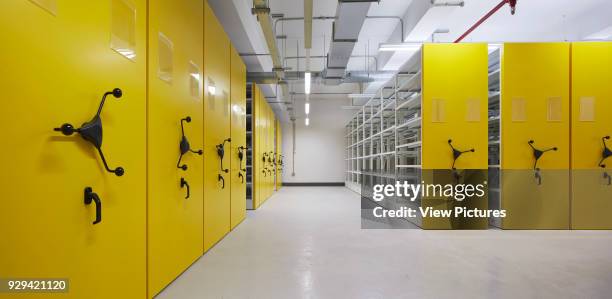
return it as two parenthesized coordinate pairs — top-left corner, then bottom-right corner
(239, 172), (245, 184)
(216, 138), (231, 173)
(84, 187), (102, 225)
(528, 140), (558, 185)
(598, 136), (612, 168)
(177, 116), (203, 171)
(268, 151), (274, 164)
(448, 139), (474, 182)
(180, 178), (190, 199)
(218, 174), (225, 189)
(238, 146), (247, 172)
(54, 89), (124, 176)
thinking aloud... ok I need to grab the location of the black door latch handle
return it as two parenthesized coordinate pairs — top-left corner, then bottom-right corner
(239, 172), (244, 183)
(528, 140), (557, 185)
(54, 89), (125, 176)
(218, 174), (225, 189)
(180, 178), (190, 199)
(216, 138), (231, 173)
(84, 187), (102, 225)
(177, 117), (203, 171)
(262, 168), (267, 177)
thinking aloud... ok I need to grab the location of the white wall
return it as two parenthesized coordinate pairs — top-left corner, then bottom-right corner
(281, 96), (355, 183)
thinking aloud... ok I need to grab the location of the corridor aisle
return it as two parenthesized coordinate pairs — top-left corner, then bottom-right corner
(158, 187), (612, 299)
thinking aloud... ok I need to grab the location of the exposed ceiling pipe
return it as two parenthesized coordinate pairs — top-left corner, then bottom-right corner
(251, 0), (288, 99)
(454, 0), (517, 43)
(304, 0), (313, 49)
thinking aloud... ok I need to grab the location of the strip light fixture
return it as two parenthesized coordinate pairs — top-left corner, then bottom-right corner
(378, 43), (422, 52)
(304, 71), (311, 94)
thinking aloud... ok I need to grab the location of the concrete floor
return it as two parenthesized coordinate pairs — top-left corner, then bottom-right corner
(157, 187), (612, 299)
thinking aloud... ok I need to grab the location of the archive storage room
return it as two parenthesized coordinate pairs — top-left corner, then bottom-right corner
(1, 0), (612, 298)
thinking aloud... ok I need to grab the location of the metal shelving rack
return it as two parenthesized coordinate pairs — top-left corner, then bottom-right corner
(488, 46), (502, 227)
(345, 48), (422, 199)
(246, 83), (254, 209)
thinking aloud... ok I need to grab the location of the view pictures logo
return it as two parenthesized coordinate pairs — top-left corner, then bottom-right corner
(372, 181), (487, 202)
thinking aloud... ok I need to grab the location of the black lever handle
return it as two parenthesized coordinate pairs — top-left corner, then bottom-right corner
(598, 136), (611, 168)
(528, 140), (557, 185)
(177, 116), (203, 171)
(180, 178), (190, 199)
(239, 172), (244, 184)
(238, 146), (247, 171)
(262, 168), (267, 177)
(84, 187), (102, 225)
(218, 174), (225, 189)
(54, 88), (124, 176)
(216, 138), (231, 173)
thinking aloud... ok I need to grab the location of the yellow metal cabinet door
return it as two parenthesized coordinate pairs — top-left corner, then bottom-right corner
(0, 1), (147, 298)
(203, 2), (231, 251)
(571, 42), (612, 229)
(147, 0), (204, 296)
(230, 45), (246, 229)
(500, 43), (570, 229)
(421, 43), (489, 229)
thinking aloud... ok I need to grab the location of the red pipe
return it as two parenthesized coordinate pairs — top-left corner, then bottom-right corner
(454, 0), (516, 43)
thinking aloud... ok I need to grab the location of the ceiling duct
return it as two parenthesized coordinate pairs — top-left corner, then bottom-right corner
(251, 0), (289, 111)
(323, 0), (375, 83)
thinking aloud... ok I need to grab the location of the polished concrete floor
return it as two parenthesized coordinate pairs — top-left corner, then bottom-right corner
(157, 187), (612, 299)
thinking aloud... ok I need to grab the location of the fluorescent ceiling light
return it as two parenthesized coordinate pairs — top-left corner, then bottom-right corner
(304, 72), (311, 94)
(348, 93), (375, 99)
(305, 117), (310, 126)
(378, 43), (422, 52)
(305, 102), (310, 114)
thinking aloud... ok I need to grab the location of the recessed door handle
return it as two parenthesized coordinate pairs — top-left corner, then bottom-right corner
(177, 117), (203, 171)
(54, 89), (125, 176)
(239, 172), (245, 184)
(180, 178), (190, 199)
(84, 187), (102, 225)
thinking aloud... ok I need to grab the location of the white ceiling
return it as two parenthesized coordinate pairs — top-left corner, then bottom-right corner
(210, 0), (612, 120)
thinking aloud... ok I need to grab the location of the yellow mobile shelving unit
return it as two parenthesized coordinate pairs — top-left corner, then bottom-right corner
(147, 0), (204, 296)
(571, 42), (612, 229)
(0, 1), (148, 297)
(498, 43), (571, 230)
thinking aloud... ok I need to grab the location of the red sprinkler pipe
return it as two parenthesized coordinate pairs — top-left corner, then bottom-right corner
(454, 0), (517, 43)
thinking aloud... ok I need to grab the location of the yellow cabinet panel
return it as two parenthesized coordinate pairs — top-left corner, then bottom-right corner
(0, 0), (147, 298)
(203, 2), (231, 251)
(147, 0), (204, 296)
(571, 42), (612, 229)
(500, 43), (570, 229)
(421, 44), (488, 229)
(230, 45), (246, 229)
(422, 43), (489, 170)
